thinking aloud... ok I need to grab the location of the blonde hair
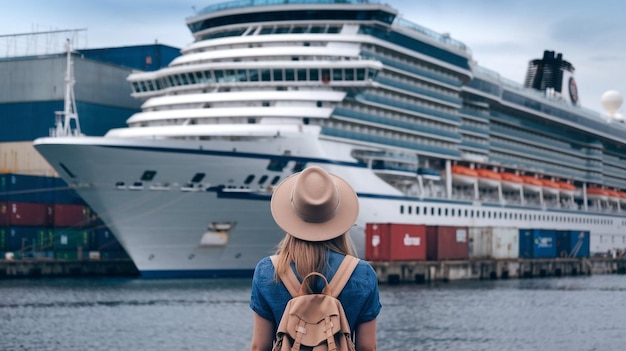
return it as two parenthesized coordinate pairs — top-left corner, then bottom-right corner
(273, 233), (357, 293)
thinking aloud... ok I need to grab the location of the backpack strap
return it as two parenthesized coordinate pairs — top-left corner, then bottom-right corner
(328, 255), (360, 298)
(270, 255), (300, 297)
(270, 254), (360, 298)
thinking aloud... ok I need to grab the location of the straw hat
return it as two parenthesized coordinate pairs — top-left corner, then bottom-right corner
(270, 166), (359, 242)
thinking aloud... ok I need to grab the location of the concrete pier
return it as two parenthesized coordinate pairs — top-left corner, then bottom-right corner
(370, 257), (626, 284)
(0, 259), (139, 278)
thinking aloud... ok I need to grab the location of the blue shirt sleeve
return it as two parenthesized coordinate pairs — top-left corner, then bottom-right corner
(249, 257), (275, 322)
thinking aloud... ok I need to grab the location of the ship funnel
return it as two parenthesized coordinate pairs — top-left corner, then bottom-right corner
(523, 50), (579, 106)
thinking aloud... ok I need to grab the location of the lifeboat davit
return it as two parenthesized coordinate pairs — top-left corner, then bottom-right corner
(557, 182), (576, 197)
(451, 165), (478, 185)
(587, 187), (609, 201)
(619, 192), (626, 205)
(521, 176), (543, 193)
(476, 169), (501, 188)
(541, 179), (561, 196)
(500, 173), (523, 191)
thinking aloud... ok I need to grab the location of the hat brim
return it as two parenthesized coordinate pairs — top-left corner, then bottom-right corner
(270, 171), (359, 242)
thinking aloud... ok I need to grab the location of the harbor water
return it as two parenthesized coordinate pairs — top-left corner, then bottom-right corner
(1, 275), (625, 350)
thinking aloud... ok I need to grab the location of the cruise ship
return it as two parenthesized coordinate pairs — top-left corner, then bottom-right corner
(34, 0), (626, 278)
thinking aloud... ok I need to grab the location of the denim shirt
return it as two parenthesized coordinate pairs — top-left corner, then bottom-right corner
(250, 250), (381, 333)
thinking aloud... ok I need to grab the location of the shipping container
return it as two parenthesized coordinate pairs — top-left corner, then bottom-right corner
(6, 226), (54, 251)
(54, 250), (81, 260)
(0, 173), (54, 203)
(426, 226), (469, 260)
(0, 228), (6, 250)
(556, 230), (590, 258)
(0, 202), (49, 226)
(519, 229), (557, 258)
(48, 204), (91, 227)
(469, 227), (519, 259)
(365, 223), (426, 261)
(0, 142), (57, 176)
(52, 228), (94, 250)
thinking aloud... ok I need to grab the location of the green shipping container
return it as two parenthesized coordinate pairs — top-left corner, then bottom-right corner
(0, 228), (6, 250)
(53, 229), (94, 250)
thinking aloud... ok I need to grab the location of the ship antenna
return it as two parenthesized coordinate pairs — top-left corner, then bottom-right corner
(52, 38), (82, 137)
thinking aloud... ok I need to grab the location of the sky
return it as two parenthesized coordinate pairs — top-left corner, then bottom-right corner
(2, 0), (625, 115)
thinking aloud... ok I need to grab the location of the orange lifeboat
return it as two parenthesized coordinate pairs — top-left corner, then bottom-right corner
(606, 190), (622, 203)
(557, 181), (576, 197)
(587, 187), (609, 201)
(541, 179), (560, 196)
(521, 175), (543, 193)
(500, 173), (523, 191)
(451, 165), (478, 185)
(476, 169), (501, 188)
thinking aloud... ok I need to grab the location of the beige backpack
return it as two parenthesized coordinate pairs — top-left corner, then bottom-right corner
(270, 255), (360, 351)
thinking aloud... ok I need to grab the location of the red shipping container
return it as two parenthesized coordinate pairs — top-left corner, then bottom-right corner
(0, 202), (49, 226)
(426, 226), (469, 260)
(365, 223), (426, 261)
(48, 204), (91, 227)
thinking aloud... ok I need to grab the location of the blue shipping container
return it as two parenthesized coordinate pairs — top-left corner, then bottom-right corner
(0, 174), (54, 203)
(556, 230), (590, 258)
(519, 229), (557, 258)
(6, 226), (54, 251)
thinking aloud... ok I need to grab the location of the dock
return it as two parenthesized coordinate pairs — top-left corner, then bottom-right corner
(0, 259), (139, 278)
(370, 257), (626, 284)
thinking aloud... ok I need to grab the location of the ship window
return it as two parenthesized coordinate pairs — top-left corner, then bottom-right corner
(332, 69), (343, 81)
(310, 69), (319, 81)
(408, 206), (412, 215)
(285, 69), (295, 81)
(345, 69), (354, 81)
(292, 162), (306, 172)
(237, 70), (247, 81)
(141, 170), (157, 181)
(167, 75), (175, 86)
(271, 176), (281, 185)
(248, 118), (255, 124)
(180, 74), (189, 85)
(215, 70), (224, 82)
(356, 69), (365, 80)
(423, 206), (428, 215)
(321, 69), (330, 83)
(444, 208), (448, 216)
(261, 69), (271, 81)
(267, 159), (288, 172)
(244, 175), (255, 184)
(258, 175), (269, 185)
(400, 205), (404, 214)
(131, 82), (140, 92)
(430, 207), (435, 216)
(272, 69), (282, 81)
(191, 173), (205, 183)
(250, 70), (259, 81)
(297, 69), (307, 81)
(416, 206), (420, 215)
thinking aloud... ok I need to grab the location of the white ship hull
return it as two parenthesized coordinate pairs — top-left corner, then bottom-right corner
(34, 135), (625, 277)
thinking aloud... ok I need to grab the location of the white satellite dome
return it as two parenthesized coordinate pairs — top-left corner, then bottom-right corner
(601, 90), (623, 115)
